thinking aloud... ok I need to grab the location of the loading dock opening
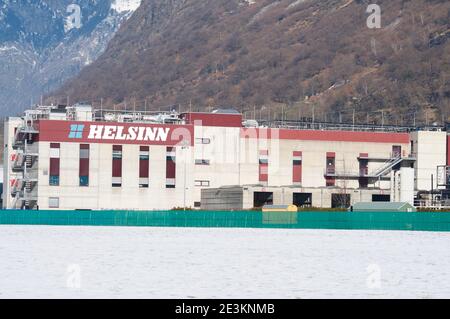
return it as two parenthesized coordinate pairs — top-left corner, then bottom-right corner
(293, 193), (312, 208)
(332, 193), (351, 209)
(254, 192), (273, 208)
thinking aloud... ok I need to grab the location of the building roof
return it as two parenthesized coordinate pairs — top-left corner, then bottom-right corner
(352, 202), (416, 212)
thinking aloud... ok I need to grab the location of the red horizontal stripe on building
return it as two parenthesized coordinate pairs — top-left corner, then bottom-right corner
(241, 128), (410, 144)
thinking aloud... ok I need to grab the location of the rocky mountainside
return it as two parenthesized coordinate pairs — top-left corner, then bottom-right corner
(0, 0), (141, 116)
(50, 0), (450, 125)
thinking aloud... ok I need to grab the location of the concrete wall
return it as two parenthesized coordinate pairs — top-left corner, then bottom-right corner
(203, 186), (393, 210)
(411, 131), (447, 191)
(192, 126), (241, 205)
(240, 137), (409, 189)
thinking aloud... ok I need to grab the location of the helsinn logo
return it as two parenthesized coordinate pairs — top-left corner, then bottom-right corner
(87, 125), (170, 142)
(68, 124), (85, 139)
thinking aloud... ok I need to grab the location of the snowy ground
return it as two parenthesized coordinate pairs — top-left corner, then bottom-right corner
(0, 226), (449, 299)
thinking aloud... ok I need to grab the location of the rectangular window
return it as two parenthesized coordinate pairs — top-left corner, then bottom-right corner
(79, 144), (90, 187)
(49, 143), (60, 186)
(195, 180), (210, 187)
(293, 151), (302, 184)
(259, 150), (269, 183)
(166, 147), (176, 188)
(195, 159), (210, 165)
(392, 145), (402, 158)
(49, 197), (59, 208)
(112, 145), (122, 187)
(359, 153), (369, 188)
(195, 138), (211, 144)
(139, 146), (149, 188)
(326, 152), (336, 187)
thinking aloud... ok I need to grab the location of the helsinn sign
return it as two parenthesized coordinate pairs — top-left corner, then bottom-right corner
(69, 124), (170, 142)
(37, 120), (194, 146)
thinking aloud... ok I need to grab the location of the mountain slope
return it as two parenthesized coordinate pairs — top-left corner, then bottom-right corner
(50, 0), (450, 125)
(0, 0), (141, 116)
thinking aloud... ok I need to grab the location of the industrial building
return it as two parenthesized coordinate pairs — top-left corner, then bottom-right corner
(2, 104), (450, 210)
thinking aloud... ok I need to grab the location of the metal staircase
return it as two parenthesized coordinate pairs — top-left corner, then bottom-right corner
(10, 117), (39, 210)
(324, 155), (415, 180)
(369, 156), (404, 178)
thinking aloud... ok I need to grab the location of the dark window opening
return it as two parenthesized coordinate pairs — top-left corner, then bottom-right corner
(372, 194), (391, 202)
(293, 193), (312, 208)
(331, 193), (351, 209)
(359, 177), (369, 188)
(79, 176), (89, 187)
(392, 145), (402, 158)
(49, 175), (60, 186)
(253, 192), (273, 208)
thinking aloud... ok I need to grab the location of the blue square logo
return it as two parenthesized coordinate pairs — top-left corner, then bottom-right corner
(68, 124), (85, 139)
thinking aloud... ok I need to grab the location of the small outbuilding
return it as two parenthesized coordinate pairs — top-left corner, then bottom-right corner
(262, 205), (298, 212)
(350, 202), (417, 212)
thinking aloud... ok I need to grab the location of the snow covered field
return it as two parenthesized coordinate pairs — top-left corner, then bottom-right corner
(0, 226), (449, 299)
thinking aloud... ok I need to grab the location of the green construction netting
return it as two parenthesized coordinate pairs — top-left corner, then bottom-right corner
(1, 210), (450, 232)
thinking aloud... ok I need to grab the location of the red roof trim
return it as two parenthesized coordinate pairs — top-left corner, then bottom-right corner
(241, 128), (410, 144)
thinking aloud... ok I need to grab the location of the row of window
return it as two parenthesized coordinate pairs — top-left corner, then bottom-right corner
(48, 144), (211, 189)
(50, 145), (398, 189)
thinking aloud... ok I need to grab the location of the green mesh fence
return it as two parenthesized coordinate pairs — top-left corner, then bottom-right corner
(1, 210), (450, 231)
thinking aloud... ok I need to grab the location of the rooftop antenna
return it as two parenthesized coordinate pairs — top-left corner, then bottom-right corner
(144, 99), (147, 113)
